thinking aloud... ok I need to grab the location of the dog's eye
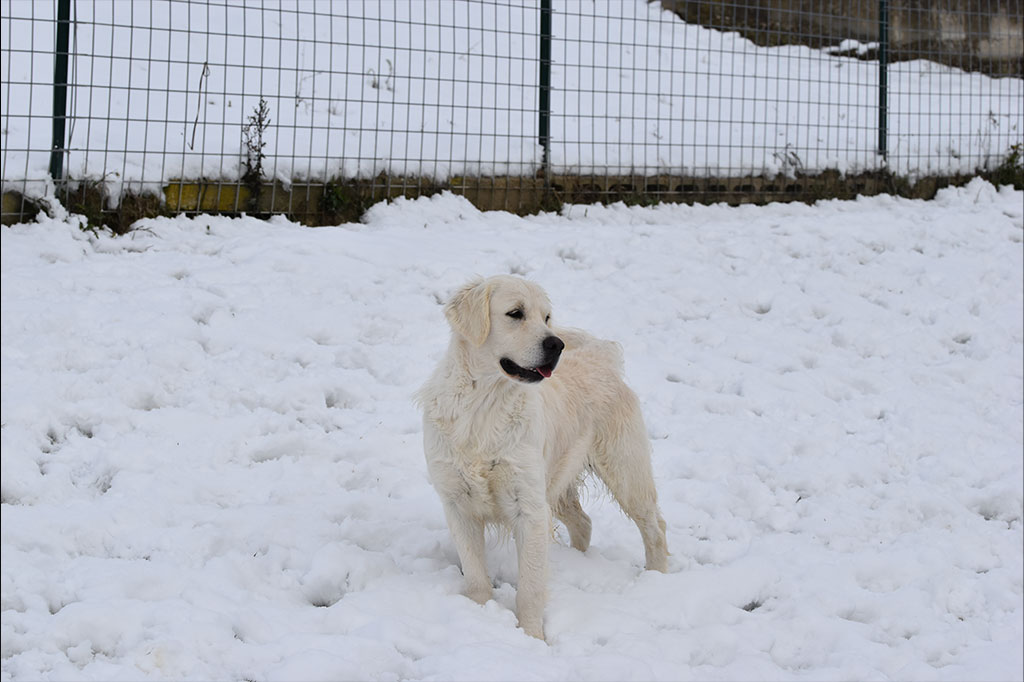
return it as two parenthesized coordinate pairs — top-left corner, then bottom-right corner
(506, 309), (523, 319)
(545, 314), (551, 324)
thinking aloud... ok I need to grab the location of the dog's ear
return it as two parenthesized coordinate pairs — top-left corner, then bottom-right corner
(445, 278), (492, 346)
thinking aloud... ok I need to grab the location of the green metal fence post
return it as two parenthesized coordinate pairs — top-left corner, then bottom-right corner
(878, 0), (888, 162)
(539, 0), (552, 178)
(49, 0), (72, 182)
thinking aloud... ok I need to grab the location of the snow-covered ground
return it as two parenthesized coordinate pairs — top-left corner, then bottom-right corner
(2, 180), (1022, 680)
(2, 0), (1022, 200)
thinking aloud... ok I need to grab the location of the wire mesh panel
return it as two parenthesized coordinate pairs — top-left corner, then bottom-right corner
(2, 1), (59, 206)
(553, 0), (1022, 193)
(884, 0), (1023, 176)
(1, 0), (1022, 226)
(553, 2), (885, 180)
(2, 0), (543, 220)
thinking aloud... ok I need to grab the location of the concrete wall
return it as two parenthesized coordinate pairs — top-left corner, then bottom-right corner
(0, 170), (994, 227)
(659, 0), (1023, 76)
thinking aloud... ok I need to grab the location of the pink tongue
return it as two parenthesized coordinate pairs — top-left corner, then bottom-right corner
(537, 366), (552, 378)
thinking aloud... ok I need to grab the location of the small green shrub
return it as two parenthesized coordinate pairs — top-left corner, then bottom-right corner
(990, 143), (1023, 189)
(242, 98), (272, 214)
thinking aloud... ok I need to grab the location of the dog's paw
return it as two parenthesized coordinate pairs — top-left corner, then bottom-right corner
(519, 618), (545, 641)
(464, 584), (492, 605)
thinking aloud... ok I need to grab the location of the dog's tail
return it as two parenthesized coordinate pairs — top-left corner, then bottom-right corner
(554, 326), (625, 375)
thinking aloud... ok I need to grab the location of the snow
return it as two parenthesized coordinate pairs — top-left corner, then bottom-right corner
(2, 0), (1022, 201)
(825, 40), (881, 57)
(2, 179), (1022, 680)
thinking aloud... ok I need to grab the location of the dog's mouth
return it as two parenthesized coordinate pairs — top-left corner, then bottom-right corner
(500, 357), (556, 383)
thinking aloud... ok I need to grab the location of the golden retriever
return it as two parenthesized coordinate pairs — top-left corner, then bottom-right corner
(417, 275), (668, 640)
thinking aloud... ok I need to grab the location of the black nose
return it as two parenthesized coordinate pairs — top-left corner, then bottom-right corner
(543, 335), (565, 355)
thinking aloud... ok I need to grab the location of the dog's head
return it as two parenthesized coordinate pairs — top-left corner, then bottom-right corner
(445, 275), (564, 383)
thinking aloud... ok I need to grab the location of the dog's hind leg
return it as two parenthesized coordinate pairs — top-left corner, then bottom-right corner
(554, 487), (592, 552)
(594, 451), (668, 572)
(591, 398), (669, 572)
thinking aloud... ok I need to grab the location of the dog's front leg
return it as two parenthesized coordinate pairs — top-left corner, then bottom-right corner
(441, 501), (491, 605)
(505, 479), (550, 641)
(514, 512), (549, 640)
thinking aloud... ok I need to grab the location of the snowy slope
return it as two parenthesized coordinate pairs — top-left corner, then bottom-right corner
(2, 181), (1023, 680)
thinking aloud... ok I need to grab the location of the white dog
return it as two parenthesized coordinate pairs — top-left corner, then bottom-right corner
(417, 275), (668, 640)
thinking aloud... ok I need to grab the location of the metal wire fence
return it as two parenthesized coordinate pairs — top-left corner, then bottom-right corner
(2, 0), (1022, 226)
